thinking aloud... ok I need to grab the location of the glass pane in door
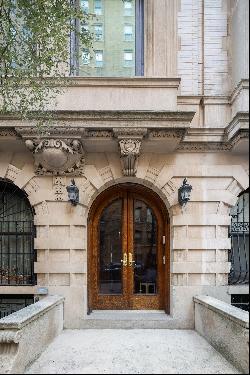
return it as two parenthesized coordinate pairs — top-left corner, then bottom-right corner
(99, 199), (123, 295)
(134, 200), (157, 295)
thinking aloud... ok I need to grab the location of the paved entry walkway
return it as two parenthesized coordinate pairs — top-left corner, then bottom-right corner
(26, 330), (240, 374)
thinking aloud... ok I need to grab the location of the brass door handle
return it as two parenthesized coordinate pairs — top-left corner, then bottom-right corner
(121, 253), (128, 267)
(129, 252), (136, 267)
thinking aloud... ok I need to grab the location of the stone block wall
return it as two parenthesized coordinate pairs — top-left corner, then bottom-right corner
(178, 0), (230, 96)
(229, 0), (249, 89)
(0, 148), (248, 328)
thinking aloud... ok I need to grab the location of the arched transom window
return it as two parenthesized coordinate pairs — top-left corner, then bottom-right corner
(0, 179), (35, 285)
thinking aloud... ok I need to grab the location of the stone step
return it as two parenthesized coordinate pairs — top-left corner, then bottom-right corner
(79, 311), (184, 329)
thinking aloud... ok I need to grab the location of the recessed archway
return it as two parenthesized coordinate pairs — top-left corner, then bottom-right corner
(88, 183), (170, 313)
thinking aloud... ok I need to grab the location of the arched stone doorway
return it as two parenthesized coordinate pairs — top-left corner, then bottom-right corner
(88, 183), (170, 312)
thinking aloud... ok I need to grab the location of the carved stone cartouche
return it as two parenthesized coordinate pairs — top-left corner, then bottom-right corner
(25, 138), (85, 176)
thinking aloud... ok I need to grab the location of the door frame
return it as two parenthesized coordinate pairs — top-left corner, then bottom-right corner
(87, 183), (170, 313)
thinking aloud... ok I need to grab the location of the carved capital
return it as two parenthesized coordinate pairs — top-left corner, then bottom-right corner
(119, 139), (142, 177)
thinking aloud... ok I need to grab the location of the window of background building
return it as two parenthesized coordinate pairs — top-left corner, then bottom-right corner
(82, 48), (90, 65)
(94, 0), (103, 15)
(124, 50), (133, 67)
(95, 50), (104, 67)
(94, 24), (103, 41)
(73, 0), (144, 77)
(124, 24), (133, 41)
(81, 0), (89, 13)
(82, 23), (89, 34)
(124, 0), (133, 16)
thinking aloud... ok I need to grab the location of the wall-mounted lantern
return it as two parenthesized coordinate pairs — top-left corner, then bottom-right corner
(66, 179), (79, 206)
(178, 178), (192, 207)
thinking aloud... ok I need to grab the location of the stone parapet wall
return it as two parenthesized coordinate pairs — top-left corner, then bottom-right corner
(0, 295), (64, 374)
(194, 295), (249, 374)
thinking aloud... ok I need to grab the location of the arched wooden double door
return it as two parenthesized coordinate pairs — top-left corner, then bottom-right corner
(88, 184), (170, 311)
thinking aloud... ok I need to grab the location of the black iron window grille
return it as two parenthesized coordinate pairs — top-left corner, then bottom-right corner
(229, 189), (249, 285)
(0, 179), (35, 286)
(0, 295), (34, 319)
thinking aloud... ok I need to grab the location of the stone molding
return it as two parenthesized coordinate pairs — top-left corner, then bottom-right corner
(60, 77), (182, 88)
(17, 126), (87, 139)
(114, 127), (148, 140)
(230, 79), (249, 105)
(0, 108), (247, 154)
(177, 142), (232, 152)
(225, 112), (249, 151)
(225, 112), (249, 140)
(1, 110), (194, 124)
(149, 129), (186, 139)
(0, 128), (18, 138)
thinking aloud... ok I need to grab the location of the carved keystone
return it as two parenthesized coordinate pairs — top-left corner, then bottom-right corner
(113, 128), (146, 177)
(119, 139), (142, 177)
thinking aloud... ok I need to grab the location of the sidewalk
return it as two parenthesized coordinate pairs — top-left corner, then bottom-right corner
(26, 329), (240, 374)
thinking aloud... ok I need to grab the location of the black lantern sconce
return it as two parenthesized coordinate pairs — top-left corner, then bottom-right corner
(66, 179), (79, 206)
(178, 178), (193, 207)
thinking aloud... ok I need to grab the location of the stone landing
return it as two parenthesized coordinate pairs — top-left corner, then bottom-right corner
(25, 329), (240, 374)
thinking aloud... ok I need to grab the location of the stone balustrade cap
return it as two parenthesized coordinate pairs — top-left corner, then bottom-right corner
(194, 295), (249, 329)
(0, 295), (64, 330)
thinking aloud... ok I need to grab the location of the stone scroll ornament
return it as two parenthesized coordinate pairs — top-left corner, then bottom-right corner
(25, 139), (85, 176)
(119, 139), (142, 177)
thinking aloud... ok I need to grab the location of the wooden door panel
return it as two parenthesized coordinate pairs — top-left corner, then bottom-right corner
(88, 184), (169, 312)
(128, 192), (165, 310)
(89, 189), (129, 310)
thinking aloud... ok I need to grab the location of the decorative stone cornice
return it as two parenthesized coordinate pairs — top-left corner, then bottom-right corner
(16, 127), (86, 176)
(86, 130), (113, 139)
(1, 110), (195, 125)
(113, 127), (148, 140)
(0, 128), (18, 138)
(119, 139), (142, 177)
(177, 142), (232, 152)
(225, 112), (249, 152)
(230, 79), (249, 105)
(225, 112), (249, 141)
(17, 126), (87, 139)
(149, 129), (186, 140)
(62, 77), (182, 89)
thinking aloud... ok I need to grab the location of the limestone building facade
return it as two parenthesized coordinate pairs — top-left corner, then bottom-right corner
(0, 0), (249, 328)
